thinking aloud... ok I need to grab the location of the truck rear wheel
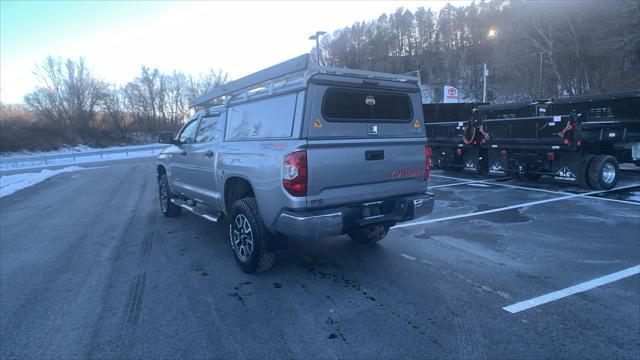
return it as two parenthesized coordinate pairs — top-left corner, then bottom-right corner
(228, 198), (275, 273)
(348, 225), (389, 244)
(587, 155), (618, 190)
(159, 174), (181, 217)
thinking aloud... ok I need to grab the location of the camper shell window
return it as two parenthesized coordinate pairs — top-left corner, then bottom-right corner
(322, 88), (412, 122)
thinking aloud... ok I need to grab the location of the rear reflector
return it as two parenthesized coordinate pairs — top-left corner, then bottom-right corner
(563, 139), (570, 145)
(546, 152), (556, 161)
(424, 146), (432, 182)
(283, 150), (307, 197)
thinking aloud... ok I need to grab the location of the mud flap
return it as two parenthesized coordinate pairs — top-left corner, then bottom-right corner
(487, 149), (508, 177)
(462, 147), (484, 174)
(550, 152), (589, 187)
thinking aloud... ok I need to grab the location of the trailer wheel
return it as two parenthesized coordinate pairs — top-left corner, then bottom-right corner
(587, 155), (618, 190)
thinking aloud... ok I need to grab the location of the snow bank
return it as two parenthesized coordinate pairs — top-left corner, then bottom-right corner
(0, 166), (87, 198)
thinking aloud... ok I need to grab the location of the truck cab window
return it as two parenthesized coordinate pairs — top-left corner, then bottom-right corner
(178, 120), (199, 144)
(195, 115), (222, 143)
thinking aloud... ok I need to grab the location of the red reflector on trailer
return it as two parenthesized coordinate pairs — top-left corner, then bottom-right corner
(576, 140), (582, 146)
(546, 152), (556, 161)
(563, 139), (569, 145)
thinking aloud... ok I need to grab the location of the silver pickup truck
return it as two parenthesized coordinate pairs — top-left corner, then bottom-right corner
(156, 55), (434, 272)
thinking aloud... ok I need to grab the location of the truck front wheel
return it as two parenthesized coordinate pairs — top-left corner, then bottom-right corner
(587, 155), (619, 190)
(348, 225), (389, 244)
(228, 198), (275, 273)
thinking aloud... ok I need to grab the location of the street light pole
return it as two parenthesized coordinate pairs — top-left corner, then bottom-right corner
(539, 52), (544, 98)
(483, 27), (495, 103)
(482, 63), (488, 103)
(308, 31), (327, 65)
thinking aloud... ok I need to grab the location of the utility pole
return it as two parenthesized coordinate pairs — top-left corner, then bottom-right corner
(482, 63), (489, 103)
(308, 31), (327, 65)
(539, 52), (544, 98)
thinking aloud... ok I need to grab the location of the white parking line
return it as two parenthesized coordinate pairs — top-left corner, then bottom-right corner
(430, 176), (511, 189)
(393, 183), (640, 229)
(430, 180), (488, 189)
(431, 174), (482, 181)
(503, 265), (640, 314)
(431, 174), (640, 206)
(585, 195), (640, 206)
(400, 253), (417, 261)
(476, 181), (640, 206)
(482, 181), (570, 195)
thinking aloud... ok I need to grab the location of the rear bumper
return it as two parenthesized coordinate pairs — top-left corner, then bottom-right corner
(274, 193), (435, 239)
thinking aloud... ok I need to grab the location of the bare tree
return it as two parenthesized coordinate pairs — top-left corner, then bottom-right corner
(24, 56), (107, 141)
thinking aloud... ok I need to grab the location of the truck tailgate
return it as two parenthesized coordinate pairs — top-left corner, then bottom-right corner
(306, 137), (426, 208)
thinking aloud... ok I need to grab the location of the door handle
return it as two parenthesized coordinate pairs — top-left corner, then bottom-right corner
(203, 149), (214, 158)
(365, 150), (385, 161)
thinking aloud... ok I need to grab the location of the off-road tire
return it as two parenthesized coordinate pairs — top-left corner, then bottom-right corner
(228, 198), (275, 273)
(159, 174), (181, 217)
(587, 155), (618, 190)
(348, 225), (389, 244)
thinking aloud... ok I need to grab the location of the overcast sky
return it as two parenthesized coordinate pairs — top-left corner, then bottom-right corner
(1, 0), (470, 104)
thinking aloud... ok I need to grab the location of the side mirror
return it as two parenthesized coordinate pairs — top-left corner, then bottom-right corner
(158, 132), (174, 144)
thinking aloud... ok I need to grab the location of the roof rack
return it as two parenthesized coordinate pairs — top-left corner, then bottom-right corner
(189, 54), (419, 108)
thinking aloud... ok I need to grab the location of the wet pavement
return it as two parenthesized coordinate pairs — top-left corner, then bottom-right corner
(1, 160), (639, 359)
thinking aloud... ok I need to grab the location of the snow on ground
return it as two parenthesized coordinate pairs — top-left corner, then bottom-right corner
(0, 143), (159, 159)
(0, 166), (91, 198)
(0, 144), (166, 171)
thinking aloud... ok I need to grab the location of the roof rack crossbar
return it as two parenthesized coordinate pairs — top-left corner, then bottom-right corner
(190, 54), (309, 108)
(190, 54), (420, 108)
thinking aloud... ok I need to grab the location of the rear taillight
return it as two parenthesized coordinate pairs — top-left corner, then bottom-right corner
(424, 145), (432, 182)
(283, 150), (307, 197)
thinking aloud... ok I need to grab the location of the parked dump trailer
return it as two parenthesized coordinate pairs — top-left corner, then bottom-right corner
(423, 102), (488, 173)
(482, 91), (640, 189)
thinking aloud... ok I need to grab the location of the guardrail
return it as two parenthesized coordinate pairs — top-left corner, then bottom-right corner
(0, 144), (168, 170)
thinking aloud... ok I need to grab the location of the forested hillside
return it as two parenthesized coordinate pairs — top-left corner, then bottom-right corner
(2, 0), (638, 152)
(320, 0), (639, 102)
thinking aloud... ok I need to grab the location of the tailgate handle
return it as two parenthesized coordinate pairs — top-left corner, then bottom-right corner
(365, 150), (385, 161)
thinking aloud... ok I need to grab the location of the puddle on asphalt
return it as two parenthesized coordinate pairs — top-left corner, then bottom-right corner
(414, 225), (505, 250)
(588, 187), (640, 203)
(474, 204), (531, 224)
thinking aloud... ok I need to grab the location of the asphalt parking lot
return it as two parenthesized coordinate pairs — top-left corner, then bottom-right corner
(1, 160), (639, 359)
